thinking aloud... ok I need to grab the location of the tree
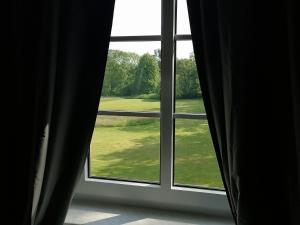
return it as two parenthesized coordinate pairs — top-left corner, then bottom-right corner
(132, 53), (160, 95)
(154, 49), (161, 70)
(102, 50), (139, 96)
(176, 55), (201, 98)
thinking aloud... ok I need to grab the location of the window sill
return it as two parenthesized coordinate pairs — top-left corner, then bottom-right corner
(65, 198), (235, 225)
(74, 168), (231, 218)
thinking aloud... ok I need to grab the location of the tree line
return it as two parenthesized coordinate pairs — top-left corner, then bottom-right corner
(102, 49), (201, 98)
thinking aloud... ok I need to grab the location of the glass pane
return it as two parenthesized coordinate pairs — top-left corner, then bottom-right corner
(111, 0), (161, 36)
(176, 0), (191, 34)
(100, 42), (161, 111)
(174, 119), (223, 189)
(90, 116), (160, 183)
(175, 41), (204, 113)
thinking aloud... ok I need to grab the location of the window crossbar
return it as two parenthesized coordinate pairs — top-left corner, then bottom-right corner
(97, 110), (207, 120)
(97, 110), (160, 117)
(174, 34), (192, 40)
(110, 35), (161, 42)
(173, 113), (207, 119)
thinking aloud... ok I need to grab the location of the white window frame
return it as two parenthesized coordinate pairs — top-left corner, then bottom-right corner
(74, 0), (231, 217)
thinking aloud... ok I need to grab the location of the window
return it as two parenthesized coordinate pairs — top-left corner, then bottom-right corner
(76, 0), (230, 216)
(89, 0), (161, 183)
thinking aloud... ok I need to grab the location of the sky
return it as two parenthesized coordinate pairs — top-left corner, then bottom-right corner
(109, 0), (193, 59)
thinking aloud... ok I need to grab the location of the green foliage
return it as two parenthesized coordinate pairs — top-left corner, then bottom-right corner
(154, 49), (161, 70)
(132, 53), (160, 95)
(176, 55), (201, 98)
(102, 50), (139, 96)
(102, 49), (201, 99)
(133, 93), (160, 100)
(102, 50), (160, 97)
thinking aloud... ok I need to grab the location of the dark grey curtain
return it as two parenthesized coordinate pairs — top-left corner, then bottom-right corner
(187, 0), (300, 224)
(6, 0), (115, 224)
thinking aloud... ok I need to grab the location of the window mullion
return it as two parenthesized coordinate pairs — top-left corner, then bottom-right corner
(160, 0), (175, 190)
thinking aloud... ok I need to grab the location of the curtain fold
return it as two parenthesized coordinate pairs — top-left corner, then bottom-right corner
(187, 0), (300, 224)
(7, 0), (115, 224)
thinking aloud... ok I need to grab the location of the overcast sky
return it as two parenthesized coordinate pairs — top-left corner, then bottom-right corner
(109, 0), (193, 59)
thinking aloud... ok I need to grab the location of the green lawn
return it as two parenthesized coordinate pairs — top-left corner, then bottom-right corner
(90, 97), (223, 189)
(99, 96), (206, 113)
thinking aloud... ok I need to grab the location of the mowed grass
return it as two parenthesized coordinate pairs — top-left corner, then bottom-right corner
(90, 97), (223, 188)
(99, 96), (206, 113)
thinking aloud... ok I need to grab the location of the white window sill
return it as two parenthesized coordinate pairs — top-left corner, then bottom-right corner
(65, 199), (235, 225)
(75, 168), (231, 218)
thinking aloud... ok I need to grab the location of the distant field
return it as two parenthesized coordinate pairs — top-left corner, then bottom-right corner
(98, 96), (206, 113)
(90, 97), (223, 189)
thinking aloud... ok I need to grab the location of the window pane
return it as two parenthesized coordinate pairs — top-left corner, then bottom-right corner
(176, 0), (191, 35)
(100, 42), (161, 111)
(111, 0), (161, 36)
(174, 119), (223, 189)
(175, 41), (204, 113)
(90, 116), (160, 183)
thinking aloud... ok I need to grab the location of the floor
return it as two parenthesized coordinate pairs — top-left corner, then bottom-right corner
(64, 201), (235, 225)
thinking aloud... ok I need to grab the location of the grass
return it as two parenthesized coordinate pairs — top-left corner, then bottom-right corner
(90, 97), (223, 189)
(99, 96), (206, 113)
